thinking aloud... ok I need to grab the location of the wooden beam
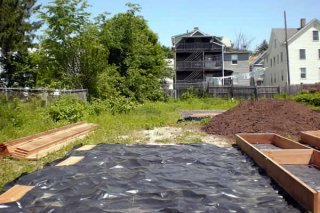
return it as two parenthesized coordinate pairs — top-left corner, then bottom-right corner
(56, 156), (84, 166)
(311, 150), (320, 168)
(0, 185), (34, 204)
(262, 149), (313, 164)
(301, 131), (320, 149)
(236, 133), (274, 144)
(273, 134), (309, 149)
(76, 145), (96, 151)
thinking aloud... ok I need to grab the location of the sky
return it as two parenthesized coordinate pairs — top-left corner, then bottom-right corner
(38, 0), (320, 51)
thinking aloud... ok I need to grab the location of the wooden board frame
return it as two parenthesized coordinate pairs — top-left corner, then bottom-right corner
(0, 185), (34, 204)
(237, 133), (310, 149)
(56, 156), (84, 166)
(301, 131), (320, 149)
(236, 133), (320, 213)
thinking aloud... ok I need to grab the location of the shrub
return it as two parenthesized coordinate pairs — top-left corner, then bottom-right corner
(47, 96), (87, 122)
(308, 87), (318, 94)
(0, 97), (25, 128)
(294, 92), (320, 106)
(106, 96), (137, 114)
(180, 87), (202, 100)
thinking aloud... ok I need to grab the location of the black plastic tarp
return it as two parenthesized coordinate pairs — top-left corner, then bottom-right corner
(1, 144), (302, 212)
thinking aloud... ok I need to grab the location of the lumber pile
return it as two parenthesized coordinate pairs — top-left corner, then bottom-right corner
(0, 122), (97, 160)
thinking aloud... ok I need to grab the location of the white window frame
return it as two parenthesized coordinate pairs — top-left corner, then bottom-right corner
(299, 49), (306, 60)
(313, 30), (319, 41)
(300, 67), (307, 79)
(231, 54), (238, 65)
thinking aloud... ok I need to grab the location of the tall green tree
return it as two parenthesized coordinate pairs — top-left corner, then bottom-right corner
(100, 3), (169, 102)
(37, 0), (108, 94)
(0, 0), (41, 86)
(254, 39), (269, 55)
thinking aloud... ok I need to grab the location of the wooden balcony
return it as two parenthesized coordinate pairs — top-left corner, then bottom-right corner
(176, 60), (222, 71)
(175, 42), (222, 52)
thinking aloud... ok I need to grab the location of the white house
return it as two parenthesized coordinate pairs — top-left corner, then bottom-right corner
(264, 18), (320, 86)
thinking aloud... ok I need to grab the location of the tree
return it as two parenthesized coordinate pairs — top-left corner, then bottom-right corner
(37, 0), (108, 94)
(0, 0), (41, 86)
(232, 31), (254, 51)
(100, 3), (170, 102)
(161, 45), (173, 58)
(254, 39), (268, 55)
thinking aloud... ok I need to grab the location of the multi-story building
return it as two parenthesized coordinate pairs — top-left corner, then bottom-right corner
(264, 18), (320, 86)
(172, 27), (249, 86)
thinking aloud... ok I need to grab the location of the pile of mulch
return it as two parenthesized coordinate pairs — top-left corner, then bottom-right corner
(203, 99), (320, 138)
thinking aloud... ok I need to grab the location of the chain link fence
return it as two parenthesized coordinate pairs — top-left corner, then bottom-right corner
(0, 87), (88, 105)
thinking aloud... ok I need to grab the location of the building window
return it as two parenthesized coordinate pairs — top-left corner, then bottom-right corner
(281, 52), (283, 62)
(300, 68), (306, 79)
(274, 40), (276, 48)
(277, 55), (279, 64)
(318, 49), (320, 59)
(299, 49), (306, 59)
(270, 60), (272, 67)
(273, 57), (275, 65)
(231, 54), (238, 65)
(313, 31), (319, 41)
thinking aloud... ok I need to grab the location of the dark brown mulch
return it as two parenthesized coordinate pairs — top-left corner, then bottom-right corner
(203, 99), (320, 138)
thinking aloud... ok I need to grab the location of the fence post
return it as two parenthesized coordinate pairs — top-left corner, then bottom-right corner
(254, 85), (258, 100)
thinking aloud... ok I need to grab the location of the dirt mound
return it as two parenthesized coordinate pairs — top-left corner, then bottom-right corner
(203, 99), (320, 138)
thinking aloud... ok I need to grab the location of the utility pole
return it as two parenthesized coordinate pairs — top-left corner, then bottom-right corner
(284, 11), (291, 93)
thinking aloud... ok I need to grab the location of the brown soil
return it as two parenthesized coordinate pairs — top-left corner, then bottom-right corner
(203, 99), (320, 138)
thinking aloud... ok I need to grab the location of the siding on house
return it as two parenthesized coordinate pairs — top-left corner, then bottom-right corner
(264, 31), (289, 86)
(289, 25), (320, 84)
(264, 19), (320, 86)
(224, 52), (250, 73)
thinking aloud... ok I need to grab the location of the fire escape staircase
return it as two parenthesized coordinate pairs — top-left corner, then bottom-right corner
(184, 51), (202, 61)
(183, 51), (203, 81)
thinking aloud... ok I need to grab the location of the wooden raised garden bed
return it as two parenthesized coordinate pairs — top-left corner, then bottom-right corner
(236, 133), (320, 213)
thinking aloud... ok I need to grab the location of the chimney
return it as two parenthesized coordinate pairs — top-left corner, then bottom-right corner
(300, 18), (306, 29)
(194, 27), (199, 31)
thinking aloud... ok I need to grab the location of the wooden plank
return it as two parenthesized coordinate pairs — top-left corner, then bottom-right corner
(236, 134), (319, 213)
(262, 149), (313, 164)
(56, 156), (84, 166)
(76, 145), (96, 151)
(17, 124), (95, 153)
(237, 133), (274, 144)
(301, 131), (320, 148)
(311, 150), (320, 168)
(273, 134), (310, 149)
(25, 130), (92, 160)
(0, 185), (34, 204)
(3, 122), (85, 148)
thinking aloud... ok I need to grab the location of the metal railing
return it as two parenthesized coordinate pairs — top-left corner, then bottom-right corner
(176, 60), (222, 71)
(175, 43), (222, 51)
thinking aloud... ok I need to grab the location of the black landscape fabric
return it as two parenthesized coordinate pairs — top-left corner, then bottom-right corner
(1, 144), (302, 212)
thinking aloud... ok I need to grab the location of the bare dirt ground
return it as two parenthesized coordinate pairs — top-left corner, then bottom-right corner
(118, 126), (233, 147)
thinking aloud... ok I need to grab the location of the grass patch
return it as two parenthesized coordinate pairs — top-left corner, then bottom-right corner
(0, 97), (238, 190)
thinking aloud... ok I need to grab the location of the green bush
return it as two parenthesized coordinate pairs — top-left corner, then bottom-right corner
(0, 97), (24, 128)
(47, 96), (87, 122)
(106, 96), (137, 114)
(180, 87), (202, 100)
(294, 92), (320, 106)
